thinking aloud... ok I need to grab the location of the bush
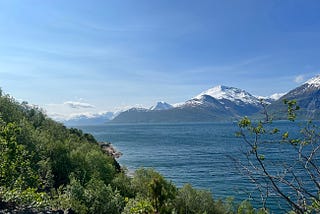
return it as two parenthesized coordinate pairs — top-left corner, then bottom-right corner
(175, 184), (225, 214)
(122, 197), (154, 214)
(131, 168), (176, 213)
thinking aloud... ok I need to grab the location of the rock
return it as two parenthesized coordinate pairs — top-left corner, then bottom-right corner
(100, 142), (122, 158)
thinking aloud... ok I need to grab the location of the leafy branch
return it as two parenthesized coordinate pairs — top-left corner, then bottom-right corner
(236, 99), (320, 213)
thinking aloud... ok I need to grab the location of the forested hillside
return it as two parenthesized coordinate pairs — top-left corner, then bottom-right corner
(0, 89), (121, 212)
(0, 89), (255, 213)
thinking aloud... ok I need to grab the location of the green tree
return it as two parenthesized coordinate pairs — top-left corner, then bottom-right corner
(132, 168), (176, 213)
(54, 176), (124, 214)
(148, 175), (176, 213)
(175, 183), (226, 214)
(122, 197), (154, 214)
(112, 171), (136, 198)
(0, 121), (39, 190)
(236, 200), (267, 214)
(0, 119), (51, 209)
(84, 178), (124, 214)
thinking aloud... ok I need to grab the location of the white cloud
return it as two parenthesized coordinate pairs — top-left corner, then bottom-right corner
(63, 101), (95, 109)
(294, 75), (305, 83)
(46, 112), (66, 121)
(44, 101), (97, 121)
(47, 110), (115, 122)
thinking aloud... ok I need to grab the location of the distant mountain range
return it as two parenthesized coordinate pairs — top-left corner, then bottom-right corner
(63, 112), (116, 126)
(111, 85), (270, 123)
(62, 75), (320, 125)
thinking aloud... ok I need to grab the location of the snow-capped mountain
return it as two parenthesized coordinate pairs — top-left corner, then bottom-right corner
(267, 75), (320, 120)
(305, 75), (320, 88)
(178, 85), (262, 111)
(283, 75), (320, 99)
(111, 85), (264, 123)
(184, 85), (263, 117)
(149, 102), (173, 111)
(195, 85), (261, 105)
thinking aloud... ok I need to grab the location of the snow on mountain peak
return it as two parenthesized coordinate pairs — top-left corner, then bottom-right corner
(195, 85), (260, 105)
(305, 75), (320, 88)
(269, 93), (286, 100)
(150, 101), (173, 111)
(256, 92), (286, 105)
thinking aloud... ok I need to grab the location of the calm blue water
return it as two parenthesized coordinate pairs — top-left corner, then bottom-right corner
(77, 122), (313, 212)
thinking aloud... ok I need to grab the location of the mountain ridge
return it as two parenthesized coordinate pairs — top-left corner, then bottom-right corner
(267, 75), (320, 120)
(61, 75), (320, 125)
(111, 85), (264, 123)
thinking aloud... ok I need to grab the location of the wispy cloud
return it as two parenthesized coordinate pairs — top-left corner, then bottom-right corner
(294, 75), (305, 83)
(63, 101), (95, 109)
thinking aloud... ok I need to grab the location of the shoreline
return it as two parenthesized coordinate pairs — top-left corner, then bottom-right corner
(100, 142), (122, 159)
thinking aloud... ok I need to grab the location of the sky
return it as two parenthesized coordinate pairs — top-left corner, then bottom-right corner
(0, 0), (320, 120)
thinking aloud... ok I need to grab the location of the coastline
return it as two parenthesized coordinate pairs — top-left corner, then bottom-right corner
(100, 142), (122, 159)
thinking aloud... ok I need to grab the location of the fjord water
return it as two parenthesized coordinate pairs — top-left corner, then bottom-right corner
(78, 122), (302, 212)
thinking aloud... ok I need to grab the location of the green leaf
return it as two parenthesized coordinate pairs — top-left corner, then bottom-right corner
(282, 132), (289, 140)
(258, 155), (265, 161)
(271, 128), (279, 134)
(238, 117), (251, 128)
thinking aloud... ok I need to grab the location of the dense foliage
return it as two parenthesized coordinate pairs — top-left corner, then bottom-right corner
(0, 89), (121, 212)
(0, 89), (264, 213)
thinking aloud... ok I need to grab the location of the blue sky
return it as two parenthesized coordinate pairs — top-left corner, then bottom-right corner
(0, 0), (319, 119)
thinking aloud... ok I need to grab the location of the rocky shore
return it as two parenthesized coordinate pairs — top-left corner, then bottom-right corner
(100, 142), (122, 159)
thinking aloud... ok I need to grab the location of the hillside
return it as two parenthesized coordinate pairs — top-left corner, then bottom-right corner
(0, 89), (123, 212)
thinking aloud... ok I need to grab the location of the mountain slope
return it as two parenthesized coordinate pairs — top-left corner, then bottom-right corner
(195, 85), (261, 105)
(267, 75), (320, 120)
(195, 85), (262, 116)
